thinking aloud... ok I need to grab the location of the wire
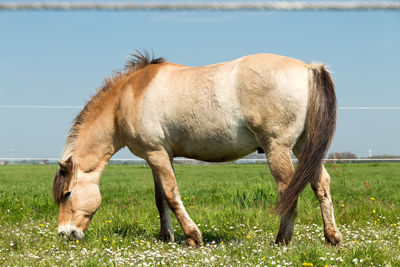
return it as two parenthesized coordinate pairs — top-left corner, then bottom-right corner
(1, 1), (400, 11)
(1, 157), (400, 164)
(338, 106), (400, 110)
(0, 105), (83, 109)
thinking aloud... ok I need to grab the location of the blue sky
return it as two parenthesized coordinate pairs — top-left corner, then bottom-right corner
(0, 1), (399, 158)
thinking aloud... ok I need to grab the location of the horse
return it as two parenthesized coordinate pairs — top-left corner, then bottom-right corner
(53, 51), (342, 246)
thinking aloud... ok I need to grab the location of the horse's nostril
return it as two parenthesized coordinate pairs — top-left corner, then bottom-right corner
(71, 230), (79, 240)
(58, 232), (65, 237)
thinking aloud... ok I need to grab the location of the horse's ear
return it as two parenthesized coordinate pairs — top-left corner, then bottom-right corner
(58, 160), (68, 171)
(57, 157), (74, 171)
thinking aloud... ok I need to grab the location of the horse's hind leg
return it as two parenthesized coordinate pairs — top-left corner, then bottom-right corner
(147, 150), (202, 246)
(265, 142), (297, 245)
(153, 175), (174, 242)
(310, 166), (343, 246)
(293, 137), (342, 246)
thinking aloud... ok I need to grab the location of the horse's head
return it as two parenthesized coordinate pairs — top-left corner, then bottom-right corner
(53, 157), (101, 240)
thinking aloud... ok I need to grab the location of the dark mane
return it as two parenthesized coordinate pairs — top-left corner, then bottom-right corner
(53, 157), (74, 204)
(61, 50), (165, 161)
(125, 50), (166, 72)
(53, 169), (68, 204)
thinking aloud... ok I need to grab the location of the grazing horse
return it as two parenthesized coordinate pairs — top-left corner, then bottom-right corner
(53, 52), (342, 246)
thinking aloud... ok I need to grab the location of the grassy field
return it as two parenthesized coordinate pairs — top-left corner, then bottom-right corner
(0, 163), (399, 266)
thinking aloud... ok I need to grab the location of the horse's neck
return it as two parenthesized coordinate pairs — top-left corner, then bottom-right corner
(72, 111), (121, 173)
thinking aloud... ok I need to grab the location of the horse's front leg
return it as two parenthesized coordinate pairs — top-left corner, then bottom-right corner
(153, 174), (174, 242)
(147, 151), (203, 246)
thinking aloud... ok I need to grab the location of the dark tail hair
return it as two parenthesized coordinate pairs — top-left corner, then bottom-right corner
(276, 63), (337, 215)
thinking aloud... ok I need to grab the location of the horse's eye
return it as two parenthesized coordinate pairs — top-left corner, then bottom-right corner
(64, 191), (71, 199)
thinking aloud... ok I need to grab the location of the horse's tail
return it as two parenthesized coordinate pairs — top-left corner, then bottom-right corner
(276, 63), (337, 215)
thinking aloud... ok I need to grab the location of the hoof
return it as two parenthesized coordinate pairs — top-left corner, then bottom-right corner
(187, 237), (202, 247)
(324, 228), (343, 247)
(186, 229), (203, 247)
(274, 236), (291, 246)
(275, 233), (292, 245)
(159, 228), (174, 242)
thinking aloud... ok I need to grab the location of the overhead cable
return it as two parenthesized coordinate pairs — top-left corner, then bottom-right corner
(1, 1), (400, 11)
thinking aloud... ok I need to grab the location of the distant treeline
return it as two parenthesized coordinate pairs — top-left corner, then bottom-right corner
(328, 152), (400, 159)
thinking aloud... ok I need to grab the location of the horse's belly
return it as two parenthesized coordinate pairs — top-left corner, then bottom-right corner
(169, 124), (259, 162)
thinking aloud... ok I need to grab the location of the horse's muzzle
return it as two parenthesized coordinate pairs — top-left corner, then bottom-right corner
(58, 224), (85, 240)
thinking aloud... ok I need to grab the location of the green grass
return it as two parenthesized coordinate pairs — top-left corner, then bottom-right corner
(0, 163), (399, 266)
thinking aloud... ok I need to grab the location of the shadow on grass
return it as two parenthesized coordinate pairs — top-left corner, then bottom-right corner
(175, 232), (249, 246)
(110, 224), (148, 238)
(202, 232), (232, 244)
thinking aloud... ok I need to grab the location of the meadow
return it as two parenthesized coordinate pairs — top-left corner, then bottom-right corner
(0, 163), (399, 266)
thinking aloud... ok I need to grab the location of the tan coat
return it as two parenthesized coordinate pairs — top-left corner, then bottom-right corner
(53, 52), (341, 246)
